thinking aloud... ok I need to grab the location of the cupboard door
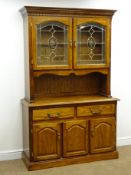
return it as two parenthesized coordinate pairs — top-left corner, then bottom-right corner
(63, 120), (88, 157)
(33, 122), (61, 161)
(73, 17), (111, 69)
(90, 117), (115, 154)
(31, 16), (72, 70)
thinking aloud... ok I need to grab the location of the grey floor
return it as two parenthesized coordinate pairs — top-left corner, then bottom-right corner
(0, 145), (131, 175)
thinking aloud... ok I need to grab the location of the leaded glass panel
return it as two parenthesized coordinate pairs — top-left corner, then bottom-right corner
(37, 22), (68, 66)
(77, 23), (105, 65)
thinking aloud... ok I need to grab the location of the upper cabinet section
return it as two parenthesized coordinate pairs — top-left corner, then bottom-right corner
(31, 16), (72, 70)
(20, 6), (116, 71)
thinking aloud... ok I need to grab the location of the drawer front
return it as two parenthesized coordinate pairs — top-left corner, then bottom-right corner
(33, 107), (74, 121)
(77, 104), (115, 117)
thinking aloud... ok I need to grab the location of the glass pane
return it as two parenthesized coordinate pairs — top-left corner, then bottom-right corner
(77, 23), (105, 65)
(36, 22), (68, 66)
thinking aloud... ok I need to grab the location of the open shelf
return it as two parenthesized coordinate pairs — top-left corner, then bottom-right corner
(34, 72), (108, 100)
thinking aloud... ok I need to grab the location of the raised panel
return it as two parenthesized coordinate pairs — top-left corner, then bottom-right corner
(33, 122), (61, 161)
(63, 120), (88, 157)
(90, 117), (115, 153)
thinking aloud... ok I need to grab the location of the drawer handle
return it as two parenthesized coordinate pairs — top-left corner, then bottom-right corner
(47, 113), (60, 118)
(90, 107), (101, 115)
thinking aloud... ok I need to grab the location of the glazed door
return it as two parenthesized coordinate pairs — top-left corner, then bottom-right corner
(73, 17), (111, 69)
(90, 117), (115, 154)
(31, 16), (72, 70)
(33, 122), (61, 161)
(63, 120), (88, 157)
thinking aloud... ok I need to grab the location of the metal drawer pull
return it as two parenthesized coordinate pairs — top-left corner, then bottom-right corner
(47, 113), (60, 118)
(90, 107), (101, 115)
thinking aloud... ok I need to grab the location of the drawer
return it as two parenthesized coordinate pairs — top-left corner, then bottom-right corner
(33, 107), (74, 121)
(77, 104), (115, 117)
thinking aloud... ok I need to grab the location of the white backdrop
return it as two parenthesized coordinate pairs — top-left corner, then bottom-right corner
(0, 0), (131, 160)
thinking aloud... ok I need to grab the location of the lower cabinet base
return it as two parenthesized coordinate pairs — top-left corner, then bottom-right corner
(22, 151), (119, 171)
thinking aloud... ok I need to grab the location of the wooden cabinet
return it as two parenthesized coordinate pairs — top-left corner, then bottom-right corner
(20, 6), (118, 171)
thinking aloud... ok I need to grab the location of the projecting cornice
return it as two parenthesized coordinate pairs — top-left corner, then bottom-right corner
(20, 6), (116, 17)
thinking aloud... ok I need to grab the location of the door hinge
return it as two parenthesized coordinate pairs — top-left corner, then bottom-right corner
(31, 152), (34, 157)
